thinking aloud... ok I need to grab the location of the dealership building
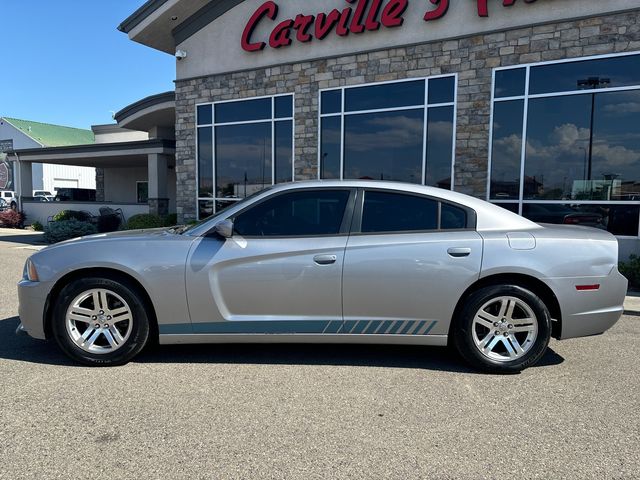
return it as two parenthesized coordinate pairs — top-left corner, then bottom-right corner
(116, 1), (639, 251)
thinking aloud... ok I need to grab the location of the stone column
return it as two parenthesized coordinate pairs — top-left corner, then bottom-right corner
(17, 159), (33, 210)
(95, 168), (105, 202)
(148, 153), (170, 216)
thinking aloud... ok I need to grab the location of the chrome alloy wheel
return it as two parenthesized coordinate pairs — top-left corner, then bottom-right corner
(65, 289), (133, 354)
(471, 296), (538, 363)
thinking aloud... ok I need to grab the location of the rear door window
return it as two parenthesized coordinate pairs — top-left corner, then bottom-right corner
(361, 191), (438, 233)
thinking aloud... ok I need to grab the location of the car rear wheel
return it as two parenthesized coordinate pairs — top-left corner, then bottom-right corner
(453, 285), (551, 373)
(52, 276), (150, 366)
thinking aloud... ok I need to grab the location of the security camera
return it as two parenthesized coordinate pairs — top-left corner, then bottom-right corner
(175, 50), (188, 60)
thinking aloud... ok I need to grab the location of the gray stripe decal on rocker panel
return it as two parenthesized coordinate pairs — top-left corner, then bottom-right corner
(159, 320), (439, 336)
(421, 321), (438, 335)
(406, 321), (423, 335)
(352, 320), (370, 334)
(397, 321), (415, 335)
(388, 321), (405, 335)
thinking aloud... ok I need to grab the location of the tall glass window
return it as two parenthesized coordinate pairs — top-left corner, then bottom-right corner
(196, 94), (294, 218)
(319, 76), (457, 189)
(489, 53), (640, 237)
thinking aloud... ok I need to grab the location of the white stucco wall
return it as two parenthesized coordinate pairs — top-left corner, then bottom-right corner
(93, 126), (149, 144)
(104, 167), (149, 204)
(176, 0), (638, 79)
(104, 166), (177, 212)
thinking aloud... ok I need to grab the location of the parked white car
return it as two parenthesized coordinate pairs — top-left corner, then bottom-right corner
(0, 191), (17, 210)
(33, 190), (55, 202)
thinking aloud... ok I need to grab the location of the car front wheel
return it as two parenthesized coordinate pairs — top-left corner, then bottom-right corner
(52, 276), (150, 366)
(453, 285), (551, 373)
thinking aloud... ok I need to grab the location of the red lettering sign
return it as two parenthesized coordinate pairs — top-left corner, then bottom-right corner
(381, 0), (408, 27)
(424, 0), (449, 22)
(241, 0), (408, 51)
(241, 1), (278, 51)
(241, 0), (539, 52)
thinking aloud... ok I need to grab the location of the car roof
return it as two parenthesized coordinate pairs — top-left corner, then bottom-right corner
(190, 181), (538, 235)
(269, 181), (537, 232)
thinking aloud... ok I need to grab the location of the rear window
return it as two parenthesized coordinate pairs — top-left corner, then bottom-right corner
(441, 203), (468, 230)
(361, 191), (438, 233)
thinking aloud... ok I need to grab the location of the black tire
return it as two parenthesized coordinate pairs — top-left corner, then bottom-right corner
(452, 285), (551, 374)
(52, 276), (150, 366)
(10, 202), (17, 211)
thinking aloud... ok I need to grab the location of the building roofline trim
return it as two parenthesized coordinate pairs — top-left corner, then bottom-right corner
(9, 139), (175, 157)
(118, 0), (171, 34)
(172, 0), (243, 46)
(114, 92), (176, 124)
(91, 124), (144, 135)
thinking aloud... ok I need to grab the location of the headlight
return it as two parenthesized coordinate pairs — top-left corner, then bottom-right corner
(23, 258), (39, 282)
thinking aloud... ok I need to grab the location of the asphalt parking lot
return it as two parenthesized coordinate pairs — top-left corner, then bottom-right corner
(0, 230), (638, 479)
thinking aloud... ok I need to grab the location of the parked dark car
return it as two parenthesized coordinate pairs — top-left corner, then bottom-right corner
(54, 188), (96, 202)
(523, 204), (603, 227)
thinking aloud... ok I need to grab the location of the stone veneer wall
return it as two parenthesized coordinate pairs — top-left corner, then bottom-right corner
(175, 10), (640, 222)
(95, 168), (105, 202)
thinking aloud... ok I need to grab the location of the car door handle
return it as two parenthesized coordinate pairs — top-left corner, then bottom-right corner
(447, 247), (471, 258)
(314, 254), (337, 265)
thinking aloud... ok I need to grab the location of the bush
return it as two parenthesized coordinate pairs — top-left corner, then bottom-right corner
(163, 213), (178, 227)
(97, 214), (121, 233)
(0, 210), (25, 228)
(31, 221), (44, 232)
(126, 214), (165, 230)
(620, 255), (640, 290)
(53, 210), (93, 222)
(43, 220), (97, 244)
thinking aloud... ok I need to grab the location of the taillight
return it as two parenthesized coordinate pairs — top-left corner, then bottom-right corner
(576, 284), (600, 291)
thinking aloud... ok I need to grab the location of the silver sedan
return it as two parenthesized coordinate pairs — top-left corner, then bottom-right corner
(17, 181), (627, 372)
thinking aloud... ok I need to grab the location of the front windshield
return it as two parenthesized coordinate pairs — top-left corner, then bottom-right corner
(176, 187), (273, 234)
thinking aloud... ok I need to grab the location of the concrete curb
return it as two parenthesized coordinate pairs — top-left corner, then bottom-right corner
(623, 293), (640, 316)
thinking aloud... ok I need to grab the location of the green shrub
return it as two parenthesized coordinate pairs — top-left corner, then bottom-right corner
(0, 210), (25, 228)
(53, 210), (93, 222)
(163, 213), (178, 227)
(43, 220), (97, 244)
(620, 255), (640, 290)
(126, 214), (164, 230)
(31, 221), (44, 231)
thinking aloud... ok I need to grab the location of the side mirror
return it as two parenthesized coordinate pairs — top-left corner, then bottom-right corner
(214, 219), (234, 238)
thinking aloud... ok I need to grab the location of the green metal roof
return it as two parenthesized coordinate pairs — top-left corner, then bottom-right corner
(1, 117), (95, 147)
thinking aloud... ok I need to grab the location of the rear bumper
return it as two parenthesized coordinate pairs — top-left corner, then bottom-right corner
(547, 268), (628, 340)
(17, 280), (50, 340)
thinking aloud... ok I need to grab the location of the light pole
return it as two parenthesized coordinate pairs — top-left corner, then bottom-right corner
(577, 77), (610, 183)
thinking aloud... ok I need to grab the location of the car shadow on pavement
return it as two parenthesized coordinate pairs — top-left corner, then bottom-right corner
(0, 316), (565, 373)
(0, 232), (45, 246)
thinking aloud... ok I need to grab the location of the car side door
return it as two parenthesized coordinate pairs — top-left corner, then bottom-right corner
(342, 189), (483, 337)
(185, 188), (355, 335)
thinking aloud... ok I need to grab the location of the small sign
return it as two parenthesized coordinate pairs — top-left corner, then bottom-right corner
(0, 162), (10, 190)
(0, 139), (13, 153)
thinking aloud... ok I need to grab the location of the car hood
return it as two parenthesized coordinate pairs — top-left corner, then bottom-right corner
(41, 227), (181, 251)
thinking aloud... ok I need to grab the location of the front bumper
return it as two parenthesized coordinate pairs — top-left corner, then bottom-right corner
(547, 267), (628, 340)
(17, 279), (50, 340)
